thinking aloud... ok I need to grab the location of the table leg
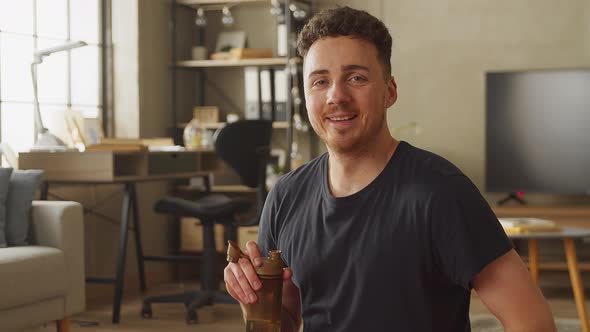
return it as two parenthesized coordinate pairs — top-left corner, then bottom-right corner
(564, 238), (589, 332)
(130, 183), (147, 292)
(112, 185), (132, 324)
(528, 239), (539, 286)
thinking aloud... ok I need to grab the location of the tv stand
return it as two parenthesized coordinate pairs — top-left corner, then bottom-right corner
(497, 192), (527, 205)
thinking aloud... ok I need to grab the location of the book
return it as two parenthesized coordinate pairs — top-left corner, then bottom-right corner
(498, 217), (560, 234)
(498, 217), (556, 228)
(502, 225), (562, 234)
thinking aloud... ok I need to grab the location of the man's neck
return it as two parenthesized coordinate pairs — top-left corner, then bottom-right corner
(327, 135), (399, 198)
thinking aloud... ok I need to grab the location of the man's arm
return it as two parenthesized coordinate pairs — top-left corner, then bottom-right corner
(472, 249), (556, 332)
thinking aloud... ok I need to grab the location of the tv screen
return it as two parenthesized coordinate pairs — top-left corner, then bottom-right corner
(485, 68), (590, 195)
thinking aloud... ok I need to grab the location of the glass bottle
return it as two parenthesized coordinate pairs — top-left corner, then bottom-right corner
(183, 119), (202, 148)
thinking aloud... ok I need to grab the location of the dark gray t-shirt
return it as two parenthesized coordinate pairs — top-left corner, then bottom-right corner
(258, 141), (513, 332)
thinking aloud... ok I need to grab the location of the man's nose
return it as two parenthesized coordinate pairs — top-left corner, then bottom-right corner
(326, 81), (351, 105)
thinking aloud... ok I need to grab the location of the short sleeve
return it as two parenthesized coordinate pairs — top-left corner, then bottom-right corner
(257, 183), (280, 256)
(429, 175), (513, 290)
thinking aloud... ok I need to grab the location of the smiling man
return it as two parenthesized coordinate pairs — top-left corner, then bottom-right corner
(224, 6), (556, 332)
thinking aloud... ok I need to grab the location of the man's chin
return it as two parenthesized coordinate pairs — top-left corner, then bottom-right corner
(324, 138), (362, 155)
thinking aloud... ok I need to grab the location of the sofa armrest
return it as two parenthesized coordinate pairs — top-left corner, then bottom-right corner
(30, 200), (85, 316)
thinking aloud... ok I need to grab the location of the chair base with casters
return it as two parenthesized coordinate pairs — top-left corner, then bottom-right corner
(141, 195), (247, 324)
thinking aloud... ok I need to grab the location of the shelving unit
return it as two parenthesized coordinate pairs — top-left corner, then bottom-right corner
(170, 0), (313, 172)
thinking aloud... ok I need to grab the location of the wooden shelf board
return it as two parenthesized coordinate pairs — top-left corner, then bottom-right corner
(177, 0), (265, 7)
(177, 121), (289, 129)
(176, 58), (289, 68)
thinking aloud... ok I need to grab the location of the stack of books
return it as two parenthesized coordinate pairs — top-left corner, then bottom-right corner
(498, 217), (561, 234)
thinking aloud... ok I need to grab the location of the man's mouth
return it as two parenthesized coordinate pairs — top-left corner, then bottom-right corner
(326, 115), (357, 121)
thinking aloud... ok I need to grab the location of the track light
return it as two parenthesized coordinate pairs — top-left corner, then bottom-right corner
(195, 7), (207, 27)
(221, 6), (234, 26)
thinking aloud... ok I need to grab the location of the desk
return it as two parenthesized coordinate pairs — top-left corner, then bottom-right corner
(19, 149), (218, 323)
(508, 228), (590, 332)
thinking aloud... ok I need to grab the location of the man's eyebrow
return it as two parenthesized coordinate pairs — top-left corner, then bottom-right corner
(308, 69), (329, 79)
(307, 65), (370, 79)
(342, 64), (369, 72)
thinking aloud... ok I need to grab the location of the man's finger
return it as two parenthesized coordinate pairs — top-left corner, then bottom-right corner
(239, 257), (262, 291)
(230, 262), (258, 304)
(282, 267), (293, 281)
(224, 265), (248, 304)
(245, 240), (263, 267)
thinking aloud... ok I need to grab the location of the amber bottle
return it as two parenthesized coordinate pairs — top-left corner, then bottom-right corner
(227, 241), (285, 332)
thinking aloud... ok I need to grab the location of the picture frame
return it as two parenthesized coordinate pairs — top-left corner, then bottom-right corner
(215, 31), (246, 52)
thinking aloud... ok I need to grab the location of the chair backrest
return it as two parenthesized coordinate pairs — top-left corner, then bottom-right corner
(214, 120), (272, 224)
(214, 120), (272, 189)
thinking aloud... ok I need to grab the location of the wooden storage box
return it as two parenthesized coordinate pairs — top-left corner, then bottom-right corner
(180, 217), (225, 253)
(193, 106), (219, 124)
(237, 226), (259, 250)
(229, 48), (273, 59)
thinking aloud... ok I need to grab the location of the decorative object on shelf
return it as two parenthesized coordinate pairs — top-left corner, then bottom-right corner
(211, 30), (246, 60)
(229, 48), (273, 59)
(191, 46), (207, 60)
(193, 106), (219, 124)
(183, 119), (204, 148)
(227, 113), (239, 123)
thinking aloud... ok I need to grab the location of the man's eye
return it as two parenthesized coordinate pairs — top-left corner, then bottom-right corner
(312, 79), (328, 87)
(350, 75), (366, 82)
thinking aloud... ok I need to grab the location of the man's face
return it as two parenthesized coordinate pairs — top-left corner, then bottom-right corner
(303, 36), (397, 154)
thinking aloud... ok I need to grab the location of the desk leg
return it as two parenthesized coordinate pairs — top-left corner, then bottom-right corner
(564, 238), (589, 332)
(40, 182), (49, 200)
(528, 239), (539, 286)
(112, 185), (132, 324)
(130, 184), (147, 292)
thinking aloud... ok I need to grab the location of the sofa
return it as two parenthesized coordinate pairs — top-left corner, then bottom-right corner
(0, 201), (85, 332)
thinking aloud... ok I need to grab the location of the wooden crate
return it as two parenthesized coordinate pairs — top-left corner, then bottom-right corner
(180, 217), (225, 253)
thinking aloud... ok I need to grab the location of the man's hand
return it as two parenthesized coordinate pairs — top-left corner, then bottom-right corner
(224, 240), (263, 305)
(224, 241), (302, 331)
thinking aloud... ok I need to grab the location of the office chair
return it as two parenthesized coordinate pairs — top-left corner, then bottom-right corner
(141, 119), (272, 324)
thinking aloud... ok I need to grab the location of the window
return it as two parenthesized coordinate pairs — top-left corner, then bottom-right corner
(0, 0), (104, 155)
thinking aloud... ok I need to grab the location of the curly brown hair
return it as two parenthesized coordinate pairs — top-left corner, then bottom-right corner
(297, 6), (392, 79)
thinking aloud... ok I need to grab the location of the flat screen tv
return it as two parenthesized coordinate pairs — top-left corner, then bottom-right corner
(485, 68), (590, 200)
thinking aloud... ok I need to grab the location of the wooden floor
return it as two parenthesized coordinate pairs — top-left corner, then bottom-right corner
(29, 272), (589, 332)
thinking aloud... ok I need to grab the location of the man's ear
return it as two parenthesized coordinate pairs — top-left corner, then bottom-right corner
(385, 76), (398, 108)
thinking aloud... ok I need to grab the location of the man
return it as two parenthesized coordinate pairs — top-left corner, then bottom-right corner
(224, 6), (556, 332)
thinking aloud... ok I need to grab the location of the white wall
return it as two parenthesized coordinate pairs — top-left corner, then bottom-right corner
(316, 0), (590, 200)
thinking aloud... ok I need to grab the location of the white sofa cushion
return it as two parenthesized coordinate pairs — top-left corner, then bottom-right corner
(0, 246), (67, 310)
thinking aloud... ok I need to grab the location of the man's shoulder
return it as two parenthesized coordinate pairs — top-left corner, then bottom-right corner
(399, 141), (465, 182)
(272, 153), (326, 194)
